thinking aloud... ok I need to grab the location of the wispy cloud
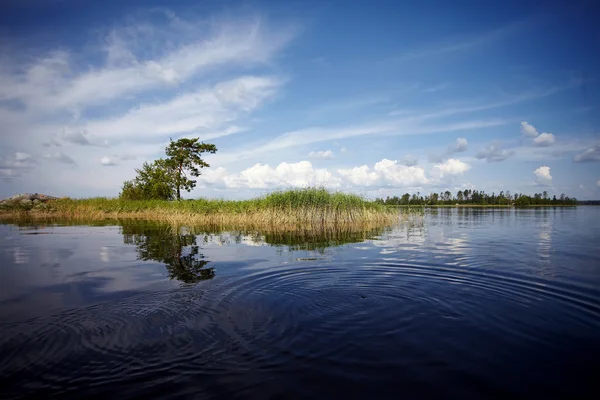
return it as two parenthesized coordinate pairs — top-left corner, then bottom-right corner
(574, 144), (600, 162)
(392, 19), (526, 61)
(81, 75), (282, 142)
(216, 115), (509, 166)
(0, 13), (295, 115)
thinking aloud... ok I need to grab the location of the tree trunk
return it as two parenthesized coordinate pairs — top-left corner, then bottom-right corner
(177, 162), (183, 200)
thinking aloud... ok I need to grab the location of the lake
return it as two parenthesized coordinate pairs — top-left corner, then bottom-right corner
(1, 207), (599, 399)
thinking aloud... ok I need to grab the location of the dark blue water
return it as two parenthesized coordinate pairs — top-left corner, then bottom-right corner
(1, 208), (599, 399)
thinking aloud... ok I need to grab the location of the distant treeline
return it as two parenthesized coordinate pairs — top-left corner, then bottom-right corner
(375, 190), (578, 206)
(577, 200), (600, 205)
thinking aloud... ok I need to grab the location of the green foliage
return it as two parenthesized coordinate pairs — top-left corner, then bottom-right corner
(165, 138), (218, 200)
(121, 222), (214, 283)
(120, 159), (177, 200)
(376, 189), (577, 207)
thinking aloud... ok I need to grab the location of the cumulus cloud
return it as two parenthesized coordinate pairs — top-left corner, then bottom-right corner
(373, 159), (429, 186)
(520, 121), (555, 147)
(533, 166), (552, 184)
(533, 132), (556, 147)
(337, 165), (380, 186)
(44, 152), (76, 164)
(336, 159), (429, 187)
(475, 143), (514, 162)
(100, 156), (116, 166)
(449, 137), (468, 153)
(574, 144), (600, 162)
(521, 121), (538, 137)
(238, 161), (340, 189)
(597, 180), (600, 187)
(308, 150), (334, 160)
(433, 158), (471, 177)
(199, 158), (437, 190)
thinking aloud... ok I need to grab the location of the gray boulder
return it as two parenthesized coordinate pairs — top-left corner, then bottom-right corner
(0, 193), (58, 205)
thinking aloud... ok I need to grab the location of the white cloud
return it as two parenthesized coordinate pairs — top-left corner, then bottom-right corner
(82, 75), (281, 142)
(0, 10), (297, 197)
(308, 150), (334, 160)
(533, 166), (552, 184)
(520, 121), (538, 137)
(475, 143), (514, 162)
(433, 158), (471, 177)
(0, 15), (294, 114)
(337, 165), (380, 186)
(574, 144), (600, 162)
(100, 156), (116, 166)
(373, 159), (429, 186)
(533, 132), (556, 147)
(199, 158), (435, 190)
(596, 180), (600, 187)
(336, 159), (428, 188)
(238, 161), (340, 189)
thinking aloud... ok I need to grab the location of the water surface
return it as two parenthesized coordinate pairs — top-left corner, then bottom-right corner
(1, 208), (599, 398)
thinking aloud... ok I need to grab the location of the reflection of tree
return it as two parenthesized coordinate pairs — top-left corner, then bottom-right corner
(121, 222), (214, 283)
(256, 226), (390, 252)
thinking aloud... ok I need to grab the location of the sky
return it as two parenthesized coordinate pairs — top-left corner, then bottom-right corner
(1, 0), (599, 200)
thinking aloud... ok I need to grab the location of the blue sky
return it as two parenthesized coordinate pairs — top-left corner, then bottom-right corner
(1, 0), (599, 199)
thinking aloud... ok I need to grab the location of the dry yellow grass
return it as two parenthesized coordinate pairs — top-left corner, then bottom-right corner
(0, 188), (417, 228)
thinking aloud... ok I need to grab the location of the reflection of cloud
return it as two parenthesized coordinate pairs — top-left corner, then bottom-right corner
(372, 225), (426, 252)
(13, 246), (29, 264)
(240, 237), (267, 247)
(536, 214), (554, 278)
(100, 246), (111, 262)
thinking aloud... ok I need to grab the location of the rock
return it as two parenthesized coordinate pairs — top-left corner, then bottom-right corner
(0, 193), (58, 205)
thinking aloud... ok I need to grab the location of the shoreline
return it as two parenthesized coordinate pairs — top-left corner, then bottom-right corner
(0, 189), (416, 227)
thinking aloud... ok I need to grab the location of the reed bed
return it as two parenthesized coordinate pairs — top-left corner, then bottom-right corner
(0, 188), (414, 228)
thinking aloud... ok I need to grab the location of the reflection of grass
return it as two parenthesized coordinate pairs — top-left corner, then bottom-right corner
(1, 188), (412, 227)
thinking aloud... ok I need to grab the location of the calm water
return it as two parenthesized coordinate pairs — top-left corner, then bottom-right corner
(1, 208), (599, 399)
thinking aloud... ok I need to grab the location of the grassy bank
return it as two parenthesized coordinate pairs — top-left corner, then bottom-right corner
(0, 188), (412, 227)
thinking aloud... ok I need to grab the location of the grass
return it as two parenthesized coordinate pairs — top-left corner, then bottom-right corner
(0, 188), (414, 228)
